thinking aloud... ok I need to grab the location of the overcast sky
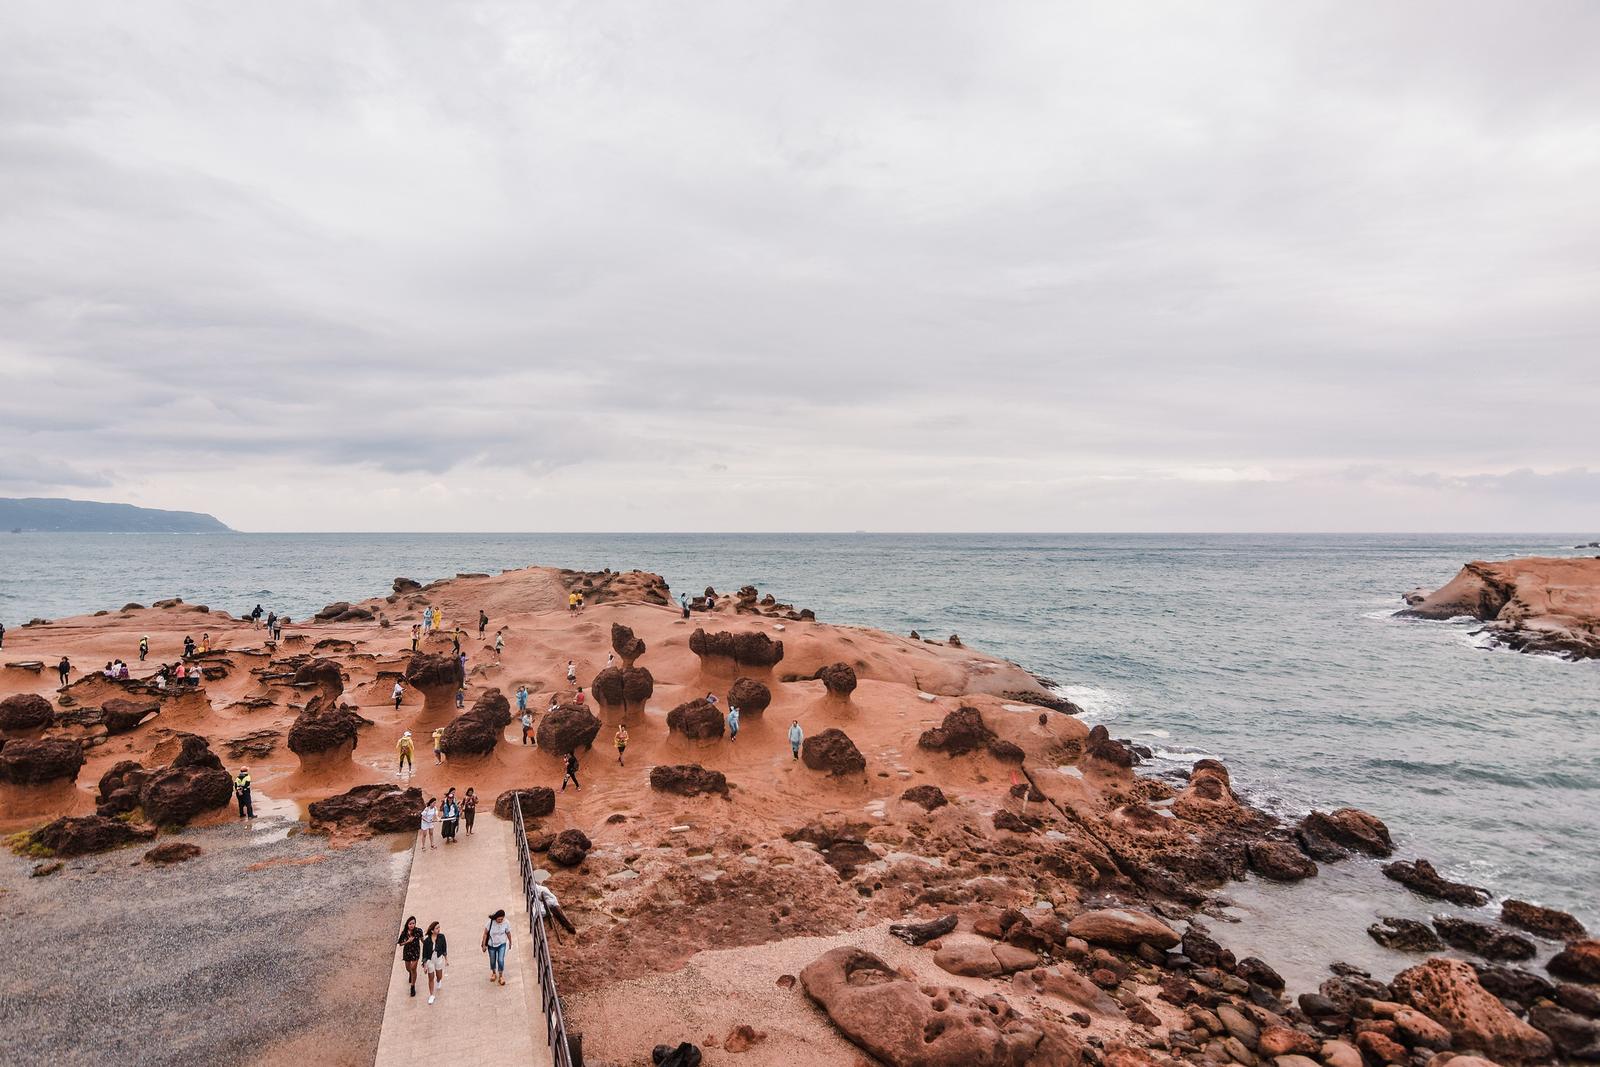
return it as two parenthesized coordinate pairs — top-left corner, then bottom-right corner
(2, 2), (1596, 532)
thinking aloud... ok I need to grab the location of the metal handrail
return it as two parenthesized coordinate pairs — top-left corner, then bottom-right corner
(512, 793), (575, 1067)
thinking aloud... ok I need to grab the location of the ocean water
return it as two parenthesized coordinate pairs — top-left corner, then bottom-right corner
(3, 532), (1596, 955)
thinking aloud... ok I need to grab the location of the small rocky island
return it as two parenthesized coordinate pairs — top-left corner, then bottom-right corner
(1400, 556), (1600, 661)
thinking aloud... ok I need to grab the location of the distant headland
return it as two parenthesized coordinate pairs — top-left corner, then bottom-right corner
(0, 497), (230, 533)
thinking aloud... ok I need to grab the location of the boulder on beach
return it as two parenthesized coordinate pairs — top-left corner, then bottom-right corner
(1369, 916), (1444, 953)
(548, 828), (591, 867)
(1500, 899), (1586, 942)
(666, 698), (724, 740)
(649, 764), (729, 797)
(1548, 940), (1600, 983)
(493, 787), (555, 821)
(0, 693), (54, 733)
(0, 737), (85, 785)
(535, 704), (600, 755)
(1383, 858), (1490, 906)
(1066, 908), (1180, 950)
(1296, 807), (1394, 859)
(801, 728), (865, 776)
(727, 677), (771, 715)
(1391, 958), (1553, 1063)
(97, 760), (152, 816)
(1433, 917), (1536, 961)
(308, 783), (424, 833)
(26, 814), (155, 856)
(102, 697), (161, 735)
(1247, 839), (1318, 881)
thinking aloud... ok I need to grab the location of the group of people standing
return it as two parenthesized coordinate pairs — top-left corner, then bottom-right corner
(417, 787), (477, 848)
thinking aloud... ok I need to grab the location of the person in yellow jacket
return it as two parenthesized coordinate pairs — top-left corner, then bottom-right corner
(432, 727), (446, 765)
(398, 731), (415, 774)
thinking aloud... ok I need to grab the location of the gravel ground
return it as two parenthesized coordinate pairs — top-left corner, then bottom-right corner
(0, 816), (411, 1067)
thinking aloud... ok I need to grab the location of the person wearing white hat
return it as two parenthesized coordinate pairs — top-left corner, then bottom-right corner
(398, 730), (415, 774)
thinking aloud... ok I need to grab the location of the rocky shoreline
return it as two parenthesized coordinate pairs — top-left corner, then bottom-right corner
(2, 564), (1597, 1066)
(1399, 557), (1600, 661)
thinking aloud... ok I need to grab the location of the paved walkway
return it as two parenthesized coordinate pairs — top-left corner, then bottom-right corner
(375, 820), (551, 1067)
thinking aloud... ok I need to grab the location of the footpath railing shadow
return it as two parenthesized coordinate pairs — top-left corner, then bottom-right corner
(512, 792), (576, 1067)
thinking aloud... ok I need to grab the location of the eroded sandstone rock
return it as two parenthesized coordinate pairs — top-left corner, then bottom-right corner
(666, 698), (725, 740)
(649, 764), (729, 797)
(308, 783), (424, 833)
(0, 737), (85, 785)
(801, 728), (865, 776)
(535, 704), (600, 755)
(1383, 858), (1490, 906)
(493, 787), (555, 821)
(1391, 958), (1553, 1063)
(27, 814), (154, 856)
(0, 693), (54, 732)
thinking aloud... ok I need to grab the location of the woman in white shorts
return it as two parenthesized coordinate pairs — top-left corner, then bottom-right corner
(421, 921), (448, 1004)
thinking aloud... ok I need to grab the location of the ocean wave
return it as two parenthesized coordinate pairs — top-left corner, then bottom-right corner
(1054, 683), (1127, 723)
(1139, 728), (1171, 739)
(1151, 747), (1216, 764)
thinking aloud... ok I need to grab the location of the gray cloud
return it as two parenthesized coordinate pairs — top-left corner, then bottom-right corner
(1, 1), (1597, 531)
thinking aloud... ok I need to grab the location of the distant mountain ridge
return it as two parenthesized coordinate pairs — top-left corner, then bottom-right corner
(0, 497), (230, 533)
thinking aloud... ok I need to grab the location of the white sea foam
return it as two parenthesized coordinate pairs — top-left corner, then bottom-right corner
(1152, 747), (1215, 763)
(1054, 683), (1127, 723)
(1139, 728), (1171, 739)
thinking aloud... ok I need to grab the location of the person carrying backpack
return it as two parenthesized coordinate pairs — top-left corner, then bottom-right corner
(560, 750), (580, 792)
(233, 767), (255, 818)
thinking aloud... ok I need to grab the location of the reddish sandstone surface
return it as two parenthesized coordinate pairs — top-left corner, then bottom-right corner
(1401, 556), (1600, 660)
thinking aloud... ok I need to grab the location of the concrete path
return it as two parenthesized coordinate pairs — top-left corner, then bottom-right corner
(375, 820), (551, 1067)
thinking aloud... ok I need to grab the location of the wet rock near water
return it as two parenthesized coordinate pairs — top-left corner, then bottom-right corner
(1246, 838), (1318, 881)
(1382, 858), (1491, 906)
(1391, 957), (1553, 1063)
(26, 814), (155, 856)
(1548, 940), (1600, 983)
(1295, 807), (1394, 860)
(1500, 899), (1587, 942)
(1369, 916), (1444, 952)
(1433, 916), (1537, 962)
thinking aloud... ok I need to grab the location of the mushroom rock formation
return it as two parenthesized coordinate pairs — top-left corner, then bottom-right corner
(666, 698), (725, 741)
(493, 787), (556, 821)
(801, 728), (866, 776)
(622, 667), (654, 711)
(26, 814), (155, 857)
(403, 652), (462, 713)
(1083, 724), (1136, 769)
(1391, 958), (1554, 1063)
(138, 734), (233, 826)
(0, 737), (85, 785)
(308, 783), (425, 833)
(292, 657), (344, 696)
(535, 704), (601, 755)
(649, 764), (729, 797)
(1296, 808), (1394, 860)
(816, 662), (857, 699)
(97, 760), (151, 816)
(440, 689), (513, 758)
(610, 622), (646, 668)
(0, 693), (54, 733)
(1382, 858), (1491, 906)
(689, 628), (784, 673)
(287, 697), (366, 764)
(727, 677), (771, 715)
(1246, 839), (1319, 882)
(800, 947), (1073, 1067)
(901, 784), (948, 811)
(590, 667), (626, 710)
(548, 828), (591, 867)
(102, 697), (161, 736)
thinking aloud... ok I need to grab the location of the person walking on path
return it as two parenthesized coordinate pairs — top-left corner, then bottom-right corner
(727, 705), (740, 742)
(567, 592), (579, 614)
(432, 727), (446, 764)
(57, 656), (71, 687)
(392, 680), (405, 709)
(560, 750), (580, 792)
(494, 631), (505, 657)
(566, 660), (577, 684)
(419, 797), (439, 849)
(614, 724), (628, 766)
(788, 720), (803, 760)
(398, 731), (415, 774)
(462, 788), (477, 834)
(478, 610), (488, 638)
(680, 593), (690, 619)
(422, 921), (448, 1003)
(139, 635), (149, 662)
(233, 767), (255, 818)
(439, 788), (460, 844)
(483, 910), (512, 985)
(576, 592), (585, 612)
(422, 607), (433, 633)
(520, 704), (534, 746)
(397, 916), (423, 998)
(410, 624), (420, 652)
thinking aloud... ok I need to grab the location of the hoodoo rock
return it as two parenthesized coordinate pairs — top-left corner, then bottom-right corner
(610, 622), (646, 668)
(96, 760), (152, 816)
(0, 693), (54, 733)
(440, 689), (511, 757)
(138, 735), (232, 826)
(292, 658), (344, 700)
(622, 667), (654, 710)
(801, 728), (865, 776)
(727, 677), (771, 715)
(286, 698), (365, 761)
(1391, 958), (1553, 1063)
(1066, 908), (1181, 950)
(816, 662), (857, 698)
(308, 783), (424, 833)
(800, 947), (1070, 1067)
(1296, 808), (1394, 859)
(1500, 899), (1587, 942)
(0, 737), (85, 785)
(403, 652), (463, 712)
(666, 698), (724, 741)
(535, 704), (600, 755)
(590, 667), (626, 709)
(26, 814), (155, 856)
(102, 697), (161, 735)
(493, 787), (555, 821)
(688, 628), (784, 670)
(1383, 858), (1490, 906)
(649, 764), (729, 797)
(548, 828), (591, 867)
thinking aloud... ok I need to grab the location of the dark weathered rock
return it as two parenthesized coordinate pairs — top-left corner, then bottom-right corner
(622, 667), (654, 709)
(139, 761), (232, 826)
(403, 652), (462, 693)
(1369, 916), (1444, 952)
(1529, 1003), (1600, 1061)
(901, 784), (948, 810)
(688, 628), (784, 668)
(0, 693), (54, 732)
(1472, 964), (1555, 1008)
(1296, 808), (1394, 858)
(492, 787), (555, 820)
(1083, 723), (1135, 768)
(917, 706), (994, 755)
(392, 577), (422, 594)
(102, 697), (161, 735)
(440, 689), (512, 757)
(889, 914), (958, 946)
(666, 698), (724, 740)
(1182, 928), (1236, 970)
(1433, 917), (1537, 961)
(1391, 958), (1553, 1064)
(1247, 839), (1318, 881)
(590, 667), (626, 707)
(728, 677), (771, 715)
(144, 841), (202, 865)
(1549, 940), (1600, 983)
(287, 698), (364, 759)
(801, 728), (865, 776)
(96, 760), (151, 816)
(28, 814), (155, 856)
(816, 662), (857, 697)
(1500, 899), (1587, 942)
(1382, 858), (1490, 906)
(1236, 957), (1284, 991)
(308, 783), (424, 833)
(648, 764), (729, 797)
(292, 658), (344, 697)
(548, 828), (591, 867)
(0, 737), (85, 785)
(535, 704), (600, 754)
(610, 622), (646, 667)
(1556, 982), (1600, 1018)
